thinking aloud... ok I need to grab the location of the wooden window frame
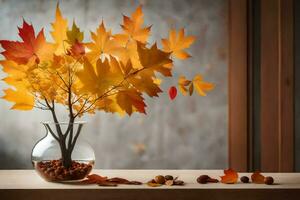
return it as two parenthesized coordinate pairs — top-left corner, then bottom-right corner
(228, 0), (294, 172)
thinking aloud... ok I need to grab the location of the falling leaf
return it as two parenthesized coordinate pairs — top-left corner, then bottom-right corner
(132, 143), (146, 154)
(220, 169), (238, 184)
(0, 20), (54, 64)
(251, 171), (265, 184)
(162, 28), (196, 59)
(178, 75), (191, 96)
(169, 86), (177, 100)
(193, 74), (214, 96)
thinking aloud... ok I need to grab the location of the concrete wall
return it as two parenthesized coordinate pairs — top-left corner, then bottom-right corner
(0, 0), (228, 169)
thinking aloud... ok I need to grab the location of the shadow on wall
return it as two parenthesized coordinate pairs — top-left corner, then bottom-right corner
(0, 140), (31, 169)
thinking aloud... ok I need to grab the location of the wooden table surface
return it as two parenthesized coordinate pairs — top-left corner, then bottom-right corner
(1, 170), (300, 200)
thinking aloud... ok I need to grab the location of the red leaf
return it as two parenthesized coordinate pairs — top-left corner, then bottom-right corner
(169, 86), (177, 100)
(0, 20), (53, 64)
(69, 40), (85, 57)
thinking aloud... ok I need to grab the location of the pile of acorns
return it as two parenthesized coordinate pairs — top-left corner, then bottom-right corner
(147, 175), (185, 187)
(36, 160), (93, 181)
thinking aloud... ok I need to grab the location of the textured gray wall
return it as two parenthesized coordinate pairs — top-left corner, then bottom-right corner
(0, 0), (228, 169)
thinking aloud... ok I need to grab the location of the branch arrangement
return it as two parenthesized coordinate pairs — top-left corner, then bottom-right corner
(0, 4), (214, 168)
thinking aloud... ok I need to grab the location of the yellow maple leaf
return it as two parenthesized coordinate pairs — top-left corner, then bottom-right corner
(161, 28), (196, 59)
(116, 89), (146, 115)
(2, 87), (34, 110)
(86, 22), (126, 63)
(76, 57), (124, 96)
(136, 42), (172, 76)
(193, 74), (214, 96)
(67, 21), (84, 44)
(51, 4), (68, 54)
(120, 5), (151, 43)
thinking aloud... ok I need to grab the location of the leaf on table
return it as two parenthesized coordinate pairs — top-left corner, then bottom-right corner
(147, 182), (162, 187)
(251, 171), (265, 184)
(97, 181), (118, 187)
(107, 177), (142, 185)
(220, 169), (238, 184)
(80, 174), (108, 184)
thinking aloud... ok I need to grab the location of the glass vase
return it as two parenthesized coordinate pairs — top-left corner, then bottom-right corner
(31, 122), (95, 182)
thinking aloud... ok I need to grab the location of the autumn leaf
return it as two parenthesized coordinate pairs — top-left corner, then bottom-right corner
(193, 74), (214, 96)
(136, 42), (173, 76)
(51, 4), (68, 54)
(251, 171), (265, 184)
(67, 21), (84, 44)
(178, 75), (191, 96)
(69, 40), (85, 58)
(0, 20), (54, 64)
(169, 86), (177, 100)
(86, 22), (126, 62)
(128, 75), (162, 97)
(220, 169), (238, 184)
(76, 57), (124, 96)
(121, 5), (151, 43)
(162, 28), (196, 59)
(81, 174), (108, 184)
(2, 88), (34, 110)
(117, 89), (146, 115)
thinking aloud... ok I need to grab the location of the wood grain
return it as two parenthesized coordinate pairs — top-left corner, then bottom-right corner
(228, 0), (249, 171)
(260, 0), (294, 172)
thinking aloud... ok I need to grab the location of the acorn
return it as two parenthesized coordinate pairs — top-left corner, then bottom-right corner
(165, 175), (174, 181)
(197, 175), (209, 184)
(155, 175), (165, 184)
(264, 176), (274, 185)
(240, 176), (249, 183)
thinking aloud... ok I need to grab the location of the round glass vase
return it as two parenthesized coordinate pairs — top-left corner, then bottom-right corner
(31, 122), (95, 182)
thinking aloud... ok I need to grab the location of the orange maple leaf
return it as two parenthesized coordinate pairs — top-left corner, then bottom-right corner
(116, 89), (146, 115)
(220, 169), (238, 184)
(251, 171), (265, 184)
(121, 5), (151, 43)
(0, 20), (54, 64)
(162, 28), (196, 60)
